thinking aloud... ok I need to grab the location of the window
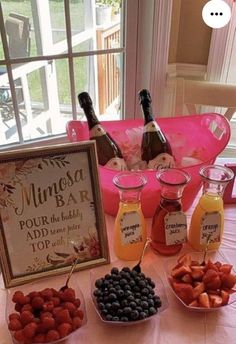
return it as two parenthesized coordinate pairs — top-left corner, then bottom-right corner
(0, 0), (124, 148)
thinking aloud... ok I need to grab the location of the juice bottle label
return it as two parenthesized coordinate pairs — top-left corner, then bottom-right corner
(105, 157), (128, 171)
(200, 211), (221, 245)
(164, 211), (187, 245)
(148, 153), (175, 170)
(120, 211), (142, 246)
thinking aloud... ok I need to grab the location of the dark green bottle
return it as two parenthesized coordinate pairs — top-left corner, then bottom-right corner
(78, 92), (127, 170)
(139, 89), (175, 169)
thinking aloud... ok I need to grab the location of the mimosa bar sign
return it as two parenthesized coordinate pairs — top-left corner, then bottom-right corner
(0, 142), (109, 288)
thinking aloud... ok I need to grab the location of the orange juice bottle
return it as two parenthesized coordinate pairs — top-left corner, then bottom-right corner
(188, 165), (234, 251)
(113, 172), (147, 260)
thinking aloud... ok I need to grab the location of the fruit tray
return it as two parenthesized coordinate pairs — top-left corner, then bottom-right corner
(66, 113), (231, 217)
(165, 250), (236, 312)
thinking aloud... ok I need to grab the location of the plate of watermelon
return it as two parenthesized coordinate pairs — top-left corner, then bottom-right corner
(166, 251), (236, 311)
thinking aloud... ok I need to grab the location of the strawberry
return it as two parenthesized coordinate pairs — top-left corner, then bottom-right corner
(221, 290), (230, 306)
(20, 310), (34, 326)
(171, 265), (192, 278)
(193, 282), (205, 299)
(209, 294), (222, 307)
(23, 322), (37, 338)
(57, 322), (73, 338)
(45, 329), (60, 342)
(32, 333), (46, 343)
(219, 264), (233, 274)
(198, 292), (210, 308)
(8, 318), (22, 331)
(221, 273), (236, 289)
(55, 309), (72, 325)
(72, 316), (82, 330)
(181, 274), (193, 284)
(172, 282), (194, 305)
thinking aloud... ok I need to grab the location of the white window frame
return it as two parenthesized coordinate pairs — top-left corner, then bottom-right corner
(0, 0), (172, 150)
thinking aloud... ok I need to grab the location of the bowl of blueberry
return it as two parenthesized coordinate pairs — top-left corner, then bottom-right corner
(90, 262), (169, 325)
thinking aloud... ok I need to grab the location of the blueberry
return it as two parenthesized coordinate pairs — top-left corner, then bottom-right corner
(120, 316), (129, 322)
(98, 302), (105, 310)
(112, 316), (120, 321)
(119, 278), (128, 287)
(124, 290), (132, 297)
(122, 266), (131, 273)
(108, 287), (116, 294)
(141, 295), (148, 301)
(105, 274), (111, 280)
(149, 307), (157, 316)
(148, 299), (155, 307)
(135, 276), (141, 283)
(108, 293), (117, 302)
(133, 286), (140, 293)
(116, 289), (125, 298)
(117, 308), (123, 316)
(123, 284), (131, 291)
(136, 306), (143, 313)
(103, 280), (110, 288)
(129, 301), (137, 309)
(101, 309), (108, 316)
(138, 280), (146, 288)
(130, 310), (139, 320)
(153, 295), (162, 308)
(139, 311), (147, 319)
(93, 289), (101, 297)
(111, 267), (119, 275)
(127, 295), (135, 302)
(105, 314), (113, 321)
(95, 278), (103, 288)
(140, 300), (149, 309)
(141, 288), (149, 296)
(131, 269), (138, 277)
(121, 299), (129, 307)
(111, 301), (120, 310)
(105, 303), (112, 310)
(129, 279), (136, 288)
(135, 292), (141, 298)
(135, 299), (141, 306)
(123, 306), (132, 316)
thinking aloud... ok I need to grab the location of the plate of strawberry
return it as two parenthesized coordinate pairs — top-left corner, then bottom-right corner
(166, 251), (236, 311)
(6, 274), (87, 344)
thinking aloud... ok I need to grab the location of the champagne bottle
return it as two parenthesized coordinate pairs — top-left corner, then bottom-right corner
(78, 92), (127, 170)
(139, 89), (175, 169)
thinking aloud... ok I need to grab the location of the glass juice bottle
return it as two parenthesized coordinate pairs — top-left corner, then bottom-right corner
(151, 168), (190, 256)
(113, 172), (147, 260)
(188, 165), (234, 251)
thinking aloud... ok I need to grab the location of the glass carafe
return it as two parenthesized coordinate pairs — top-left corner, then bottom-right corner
(188, 165), (234, 251)
(151, 168), (190, 256)
(113, 172), (147, 260)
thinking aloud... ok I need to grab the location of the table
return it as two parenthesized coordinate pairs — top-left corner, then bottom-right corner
(0, 162), (236, 344)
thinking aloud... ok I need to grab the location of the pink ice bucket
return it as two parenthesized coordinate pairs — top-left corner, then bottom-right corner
(66, 113), (230, 218)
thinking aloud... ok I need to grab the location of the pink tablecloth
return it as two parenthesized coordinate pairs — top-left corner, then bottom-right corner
(1, 169), (236, 344)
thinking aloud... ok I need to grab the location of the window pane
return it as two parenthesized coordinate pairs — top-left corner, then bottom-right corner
(74, 52), (122, 118)
(0, 66), (20, 146)
(49, 0), (66, 44)
(1, 60), (72, 143)
(0, 33), (4, 60)
(1, 0), (69, 58)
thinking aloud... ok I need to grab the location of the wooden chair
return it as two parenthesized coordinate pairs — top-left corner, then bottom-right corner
(175, 78), (236, 121)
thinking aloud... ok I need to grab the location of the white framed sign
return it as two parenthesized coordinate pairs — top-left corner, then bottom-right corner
(0, 141), (109, 287)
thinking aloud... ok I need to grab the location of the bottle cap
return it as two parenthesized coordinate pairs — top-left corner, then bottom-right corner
(78, 92), (93, 109)
(138, 89), (152, 105)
